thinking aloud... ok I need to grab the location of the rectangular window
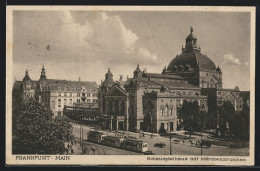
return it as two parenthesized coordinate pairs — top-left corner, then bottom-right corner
(87, 99), (91, 103)
(77, 99), (80, 103)
(69, 99), (72, 104)
(87, 93), (91, 97)
(58, 99), (61, 105)
(64, 99), (67, 105)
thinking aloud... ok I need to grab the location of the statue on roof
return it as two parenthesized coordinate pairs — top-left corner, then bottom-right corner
(190, 27), (193, 33)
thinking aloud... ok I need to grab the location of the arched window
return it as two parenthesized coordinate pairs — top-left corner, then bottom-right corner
(169, 107), (173, 115)
(160, 109), (164, 116)
(165, 105), (168, 116)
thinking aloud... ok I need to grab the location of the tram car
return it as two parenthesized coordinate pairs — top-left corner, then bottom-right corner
(122, 138), (148, 152)
(87, 130), (106, 144)
(101, 136), (124, 148)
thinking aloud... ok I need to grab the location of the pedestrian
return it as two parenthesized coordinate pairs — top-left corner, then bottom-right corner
(67, 143), (70, 150)
(151, 134), (153, 138)
(143, 133), (145, 138)
(182, 140), (185, 144)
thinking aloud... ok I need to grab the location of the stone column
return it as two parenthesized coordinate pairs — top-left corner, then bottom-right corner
(110, 117), (113, 131)
(125, 97), (129, 131)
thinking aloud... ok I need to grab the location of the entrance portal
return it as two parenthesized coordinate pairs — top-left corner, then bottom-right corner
(170, 122), (174, 131)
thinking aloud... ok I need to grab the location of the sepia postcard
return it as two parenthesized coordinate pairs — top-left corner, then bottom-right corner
(6, 6), (255, 166)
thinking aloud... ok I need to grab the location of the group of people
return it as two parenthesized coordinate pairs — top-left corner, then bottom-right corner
(65, 140), (77, 155)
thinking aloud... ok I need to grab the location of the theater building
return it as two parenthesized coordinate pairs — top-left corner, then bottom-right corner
(99, 28), (246, 133)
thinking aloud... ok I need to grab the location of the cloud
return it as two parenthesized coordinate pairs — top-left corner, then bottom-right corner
(56, 11), (159, 66)
(223, 53), (241, 65)
(14, 11), (160, 67)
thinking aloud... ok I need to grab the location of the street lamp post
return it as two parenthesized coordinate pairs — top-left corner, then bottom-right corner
(201, 130), (203, 155)
(82, 126), (84, 154)
(200, 106), (205, 156)
(170, 136), (172, 155)
(80, 123), (82, 147)
(169, 132), (173, 155)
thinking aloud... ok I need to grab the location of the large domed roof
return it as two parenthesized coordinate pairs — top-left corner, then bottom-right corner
(167, 27), (216, 72)
(167, 51), (216, 71)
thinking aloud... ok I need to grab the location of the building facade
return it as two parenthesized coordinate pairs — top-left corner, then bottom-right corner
(99, 65), (208, 133)
(13, 65), (99, 116)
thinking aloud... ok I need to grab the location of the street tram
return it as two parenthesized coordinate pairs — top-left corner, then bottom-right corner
(122, 138), (148, 152)
(87, 131), (106, 144)
(101, 136), (124, 148)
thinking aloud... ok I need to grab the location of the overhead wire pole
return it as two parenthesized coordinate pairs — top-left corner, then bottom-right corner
(169, 131), (173, 155)
(80, 123), (82, 147)
(82, 125), (84, 154)
(201, 129), (203, 155)
(170, 136), (172, 155)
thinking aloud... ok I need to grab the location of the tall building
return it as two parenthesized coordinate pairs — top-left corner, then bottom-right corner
(13, 65), (99, 116)
(99, 28), (247, 133)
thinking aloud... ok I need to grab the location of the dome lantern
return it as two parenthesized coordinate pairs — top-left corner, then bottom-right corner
(133, 64), (142, 79)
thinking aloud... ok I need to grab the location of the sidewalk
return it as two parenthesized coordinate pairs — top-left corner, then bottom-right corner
(65, 142), (84, 155)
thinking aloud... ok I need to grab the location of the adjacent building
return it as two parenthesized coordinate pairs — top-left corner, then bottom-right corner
(13, 65), (99, 116)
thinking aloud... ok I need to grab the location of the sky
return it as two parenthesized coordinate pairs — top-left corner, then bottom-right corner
(12, 10), (251, 90)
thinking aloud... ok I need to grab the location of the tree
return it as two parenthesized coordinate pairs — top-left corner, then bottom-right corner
(231, 103), (249, 140)
(177, 100), (207, 138)
(217, 101), (236, 137)
(239, 103), (250, 140)
(12, 99), (73, 154)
